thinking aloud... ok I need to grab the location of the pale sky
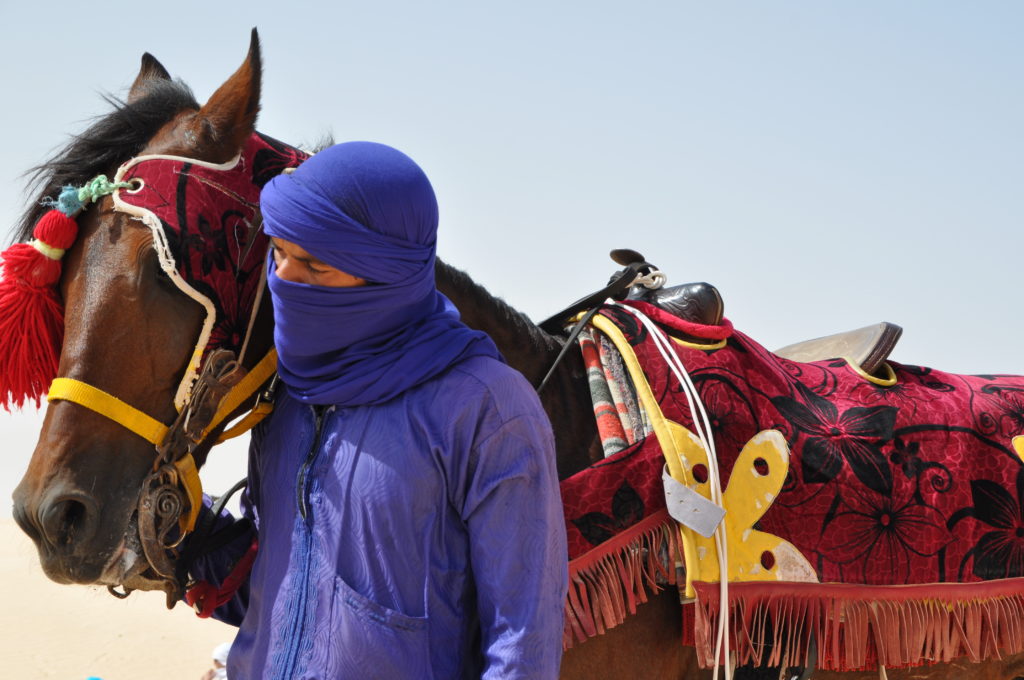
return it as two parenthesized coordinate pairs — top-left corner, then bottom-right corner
(1, 2), (1022, 510)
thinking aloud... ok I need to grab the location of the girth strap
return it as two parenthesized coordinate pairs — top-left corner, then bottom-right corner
(48, 377), (169, 445)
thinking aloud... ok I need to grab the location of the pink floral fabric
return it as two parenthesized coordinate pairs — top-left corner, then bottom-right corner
(562, 301), (1024, 587)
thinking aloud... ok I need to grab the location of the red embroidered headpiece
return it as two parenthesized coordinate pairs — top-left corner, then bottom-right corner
(0, 132), (307, 411)
(113, 133), (307, 408)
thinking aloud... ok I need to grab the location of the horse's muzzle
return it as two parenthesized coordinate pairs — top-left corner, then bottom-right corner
(12, 481), (106, 583)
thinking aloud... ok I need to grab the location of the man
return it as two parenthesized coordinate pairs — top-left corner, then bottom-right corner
(191, 142), (567, 679)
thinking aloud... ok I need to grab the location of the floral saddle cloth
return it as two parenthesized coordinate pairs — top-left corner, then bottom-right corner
(559, 299), (1024, 671)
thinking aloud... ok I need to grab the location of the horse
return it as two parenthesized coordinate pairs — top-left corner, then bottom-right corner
(8, 31), (1024, 680)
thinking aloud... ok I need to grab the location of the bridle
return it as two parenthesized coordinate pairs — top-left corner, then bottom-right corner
(44, 132), (305, 598)
(49, 347), (277, 588)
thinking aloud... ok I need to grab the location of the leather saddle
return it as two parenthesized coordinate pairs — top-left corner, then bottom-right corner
(540, 250), (901, 377)
(539, 249), (725, 334)
(774, 322), (902, 377)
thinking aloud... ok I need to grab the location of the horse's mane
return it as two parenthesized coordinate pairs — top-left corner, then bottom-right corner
(13, 79), (201, 243)
(435, 259), (560, 355)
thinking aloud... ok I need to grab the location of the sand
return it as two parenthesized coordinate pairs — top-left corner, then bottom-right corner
(0, 518), (236, 680)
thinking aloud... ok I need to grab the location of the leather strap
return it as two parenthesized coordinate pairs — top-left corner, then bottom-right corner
(536, 259), (656, 393)
(203, 348), (278, 441)
(538, 261), (650, 334)
(537, 307), (603, 394)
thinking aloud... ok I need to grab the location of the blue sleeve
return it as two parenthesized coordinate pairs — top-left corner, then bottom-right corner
(183, 425), (264, 626)
(462, 411), (568, 680)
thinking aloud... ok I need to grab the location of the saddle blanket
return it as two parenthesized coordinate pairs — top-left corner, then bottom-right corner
(558, 300), (1024, 670)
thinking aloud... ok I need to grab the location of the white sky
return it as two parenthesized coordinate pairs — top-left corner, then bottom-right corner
(1, 1), (1022, 510)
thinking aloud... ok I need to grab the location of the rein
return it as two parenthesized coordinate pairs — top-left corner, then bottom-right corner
(536, 253), (664, 394)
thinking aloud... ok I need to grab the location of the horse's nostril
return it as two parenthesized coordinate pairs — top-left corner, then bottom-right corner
(41, 497), (93, 549)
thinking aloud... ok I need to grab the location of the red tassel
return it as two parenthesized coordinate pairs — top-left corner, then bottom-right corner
(0, 210), (79, 410)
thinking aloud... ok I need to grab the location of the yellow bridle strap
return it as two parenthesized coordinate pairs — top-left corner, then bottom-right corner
(202, 348), (278, 441)
(217, 401), (274, 443)
(47, 378), (169, 445)
(174, 453), (203, 533)
(45, 351), (277, 538)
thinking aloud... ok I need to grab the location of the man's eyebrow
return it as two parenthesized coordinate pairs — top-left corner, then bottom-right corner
(271, 239), (327, 266)
(292, 254), (329, 269)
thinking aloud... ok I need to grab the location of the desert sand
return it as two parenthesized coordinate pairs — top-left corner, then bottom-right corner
(0, 518), (236, 680)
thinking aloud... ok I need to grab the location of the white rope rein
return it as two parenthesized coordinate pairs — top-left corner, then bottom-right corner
(611, 301), (733, 680)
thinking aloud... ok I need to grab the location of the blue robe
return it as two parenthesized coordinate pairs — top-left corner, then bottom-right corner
(191, 354), (568, 679)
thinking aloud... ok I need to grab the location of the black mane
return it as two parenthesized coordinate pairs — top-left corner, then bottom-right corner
(13, 79), (200, 243)
(435, 259), (560, 372)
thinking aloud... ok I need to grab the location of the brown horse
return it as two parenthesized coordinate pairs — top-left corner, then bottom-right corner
(9, 32), (1024, 680)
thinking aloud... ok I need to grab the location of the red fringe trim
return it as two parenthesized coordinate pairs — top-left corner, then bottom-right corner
(563, 509), (682, 649)
(692, 579), (1024, 671)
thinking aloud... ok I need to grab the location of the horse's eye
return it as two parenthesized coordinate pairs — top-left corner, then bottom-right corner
(146, 252), (178, 293)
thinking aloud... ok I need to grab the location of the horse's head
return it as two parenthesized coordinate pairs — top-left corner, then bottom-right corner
(11, 31), (287, 596)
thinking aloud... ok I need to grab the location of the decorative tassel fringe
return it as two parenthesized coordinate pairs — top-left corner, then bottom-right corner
(692, 579), (1024, 671)
(0, 210), (78, 409)
(563, 510), (682, 649)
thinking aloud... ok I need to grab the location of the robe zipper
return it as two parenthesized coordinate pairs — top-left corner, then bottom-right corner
(276, 406), (327, 680)
(296, 406), (326, 521)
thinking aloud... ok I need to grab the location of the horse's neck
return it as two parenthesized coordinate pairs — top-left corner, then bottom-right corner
(434, 259), (559, 383)
(435, 259), (601, 477)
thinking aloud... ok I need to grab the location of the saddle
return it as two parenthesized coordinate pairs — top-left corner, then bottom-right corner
(774, 322), (902, 377)
(543, 250), (902, 375)
(559, 251), (1024, 672)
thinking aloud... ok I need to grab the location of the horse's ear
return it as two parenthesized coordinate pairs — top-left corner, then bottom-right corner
(192, 28), (262, 162)
(126, 53), (171, 104)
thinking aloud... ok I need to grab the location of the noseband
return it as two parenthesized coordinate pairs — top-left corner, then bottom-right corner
(47, 348), (277, 578)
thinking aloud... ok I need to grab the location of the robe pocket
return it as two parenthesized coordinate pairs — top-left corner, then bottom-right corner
(326, 575), (431, 679)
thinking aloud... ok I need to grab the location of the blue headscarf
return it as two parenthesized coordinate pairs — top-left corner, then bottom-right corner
(260, 142), (501, 406)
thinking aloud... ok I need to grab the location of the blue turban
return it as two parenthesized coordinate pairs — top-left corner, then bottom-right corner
(260, 142), (501, 406)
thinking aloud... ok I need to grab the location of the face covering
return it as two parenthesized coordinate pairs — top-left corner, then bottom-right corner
(260, 141), (501, 406)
